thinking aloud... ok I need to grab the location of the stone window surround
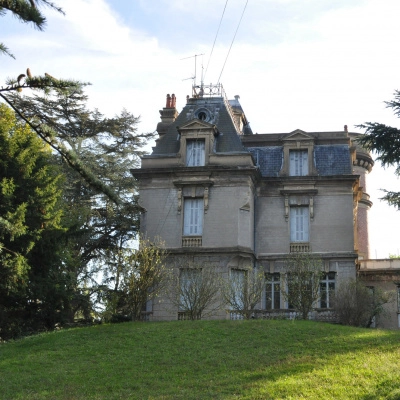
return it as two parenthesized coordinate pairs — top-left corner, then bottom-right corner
(280, 189), (318, 222)
(174, 180), (214, 214)
(177, 123), (218, 167)
(280, 135), (316, 176)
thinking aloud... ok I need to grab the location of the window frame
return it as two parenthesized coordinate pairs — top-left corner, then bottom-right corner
(186, 139), (205, 167)
(183, 198), (204, 236)
(265, 273), (281, 310)
(289, 149), (309, 176)
(290, 205), (309, 242)
(179, 268), (202, 312)
(319, 272), (335, 309)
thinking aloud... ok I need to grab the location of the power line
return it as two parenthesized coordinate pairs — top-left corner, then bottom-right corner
(204, 0), (229, 83)
(217, 0), (248, 85)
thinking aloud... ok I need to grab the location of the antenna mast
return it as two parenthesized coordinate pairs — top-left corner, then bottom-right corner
(181, 53), (204, 94)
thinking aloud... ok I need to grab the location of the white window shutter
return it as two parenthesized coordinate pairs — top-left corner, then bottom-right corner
(290, 206), (309, 242)
(184, 198), (203, 235)
(289, 150), (308, 176)
(186, 140), (205, 166)
(302, 206), (309, 240)
(301, 150), (308, 175)
(289, 151), (296, 176)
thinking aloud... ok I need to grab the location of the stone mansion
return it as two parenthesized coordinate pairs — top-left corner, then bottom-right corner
(131, 84), (400, 328)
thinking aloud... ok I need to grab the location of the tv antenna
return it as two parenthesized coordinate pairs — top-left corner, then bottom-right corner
(181, 53), (204, 87)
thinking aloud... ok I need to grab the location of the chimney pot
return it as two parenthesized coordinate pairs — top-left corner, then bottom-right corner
(166, 94), (172, 108)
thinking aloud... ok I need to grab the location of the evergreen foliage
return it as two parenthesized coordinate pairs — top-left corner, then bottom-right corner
(0, 104), (65, 339)
(357, 90), (400, 208)
(0, 0), (64, 58)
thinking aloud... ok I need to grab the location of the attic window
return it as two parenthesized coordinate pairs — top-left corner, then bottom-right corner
(186, 140), (205, 166)
(194, 108), (211, 122)
(198, 112), (207, 121)
(289, 150), (308, 176)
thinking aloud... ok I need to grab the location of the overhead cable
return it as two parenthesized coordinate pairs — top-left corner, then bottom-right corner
(204, 0), (229, 83)
(217, 0), (248, 85)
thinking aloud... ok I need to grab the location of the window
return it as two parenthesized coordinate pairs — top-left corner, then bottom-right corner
(289, 149), (308, 176)
(265, 273), (281, 309)
(397, 286), (400, 312)
(183, 198), (203, 236)
(290, 206), (309, 242)
(186, 139), (205, 166)
(320, 272), (335, 308)
(179, 268), (201, 312)
(230, 269), (246, 310)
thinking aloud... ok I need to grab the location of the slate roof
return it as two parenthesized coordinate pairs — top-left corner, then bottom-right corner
(152, 96), (246, 155)
(248, 145), (352, 177)
(151, 95), (353, 177)
(248, 147), (283, 177)
(314, 145), (352, 175)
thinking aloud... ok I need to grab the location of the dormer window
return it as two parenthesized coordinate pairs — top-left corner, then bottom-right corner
(280, 130), (315, 177)
(186, 139), (205, 166)
(289, 150), (308, 176)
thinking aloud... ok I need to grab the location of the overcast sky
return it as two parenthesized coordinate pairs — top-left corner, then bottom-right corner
(2, 0), (400, 258)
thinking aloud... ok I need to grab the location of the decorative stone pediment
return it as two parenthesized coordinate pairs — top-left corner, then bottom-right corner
(177, 119), (218, 135)
(280, 129), (317, 176)
(282, 130), (314, 143)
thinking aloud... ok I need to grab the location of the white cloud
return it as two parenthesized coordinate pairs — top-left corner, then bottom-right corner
(2, 0), (400, 257)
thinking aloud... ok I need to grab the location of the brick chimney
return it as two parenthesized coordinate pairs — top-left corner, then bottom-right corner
(156, 93), (179, 137)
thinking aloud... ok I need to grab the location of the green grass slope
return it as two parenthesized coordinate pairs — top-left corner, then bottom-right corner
(1, 320), (400, 399)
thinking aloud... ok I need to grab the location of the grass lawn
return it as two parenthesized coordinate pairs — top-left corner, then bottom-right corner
(1, 319), (400, 399)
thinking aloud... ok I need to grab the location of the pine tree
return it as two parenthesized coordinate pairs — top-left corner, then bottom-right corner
(0, 104), (65, 338)
(0, 0), (64, 58)
(358, 90), (400, 208)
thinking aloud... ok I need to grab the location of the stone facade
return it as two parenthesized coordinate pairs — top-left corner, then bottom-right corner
(358, 259), (400, 329)
(131, 84), (381, 324)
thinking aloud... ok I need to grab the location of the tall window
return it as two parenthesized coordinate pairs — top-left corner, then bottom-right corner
(290, 206), (309, 242)
(183, 198), (203, 235)
(186, 140), (205, 166)
(230, 269), (245, 310)
(265, 273), (281, 309)
(289, 149), (308, 176)
(179, 268), (201, 312)
(320, 272), (335, 308)
(397, 286), (400, 312)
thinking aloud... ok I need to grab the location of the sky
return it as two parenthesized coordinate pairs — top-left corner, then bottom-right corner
(2, 0), (400, 258)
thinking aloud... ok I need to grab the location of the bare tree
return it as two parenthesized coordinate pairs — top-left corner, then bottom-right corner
(334, 279), (394, 327)
(282, 252), (324, 320)
(168, 258), (222, 320)
(103, 237), (169, 322)
(222, 266), (264, 319)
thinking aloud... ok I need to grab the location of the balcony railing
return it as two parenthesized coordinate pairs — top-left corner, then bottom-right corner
(182, 236), (202, 247)
(290, 242), (310, 253)
(229, 309), (338, 323)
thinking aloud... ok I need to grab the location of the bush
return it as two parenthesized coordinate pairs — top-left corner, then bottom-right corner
(334, 279), (393, 327)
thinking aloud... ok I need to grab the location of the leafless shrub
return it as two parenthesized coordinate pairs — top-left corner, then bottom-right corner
(334, 279), (394, 327)
(222, 266), (264, 319)
(282, 252), (324, 320)
(167, 258), (222, 320)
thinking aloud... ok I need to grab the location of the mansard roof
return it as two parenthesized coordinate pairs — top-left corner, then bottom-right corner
(152, 93), (247, 155)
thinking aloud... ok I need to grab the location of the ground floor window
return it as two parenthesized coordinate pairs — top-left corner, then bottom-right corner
(396, 286), (400, 312)
(265, 273), (281, 309)
(319, 272), (335, 308)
